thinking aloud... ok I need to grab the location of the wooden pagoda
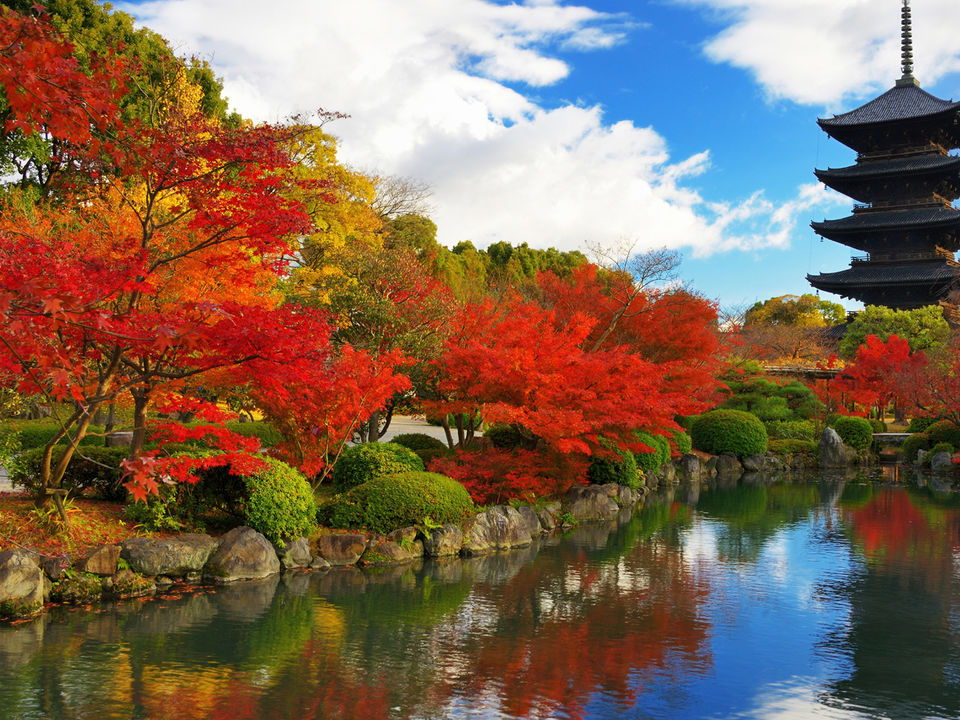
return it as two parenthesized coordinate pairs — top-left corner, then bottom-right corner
(807, 0), (960, 313)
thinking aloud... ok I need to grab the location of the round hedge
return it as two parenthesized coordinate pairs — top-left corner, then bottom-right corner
(925, 421), (960, 449)
(323, 471), (473, 534)
(765, 420), (816, 442)
(901, 433), (929, 464)
(242, 457), (317, 545)
(333, 442), (424, 492)
(930, 441), (954, 456)
(829, 416), (874, 452)
(587, 449), (639, 490)
(483, 424), (525, 449)
(634, 431), (670, 473)
(391, 433), (447, 453)
(907, 416), (938, 433)
(690, 410), (768, 458)
(672, 429), (692, 456)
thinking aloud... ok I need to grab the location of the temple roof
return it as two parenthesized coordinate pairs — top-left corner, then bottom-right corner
(807, 259), (960, 288)
(811, 206), (960, 236)
(819, 85), (960, 129)
(815, 154), (960, 180)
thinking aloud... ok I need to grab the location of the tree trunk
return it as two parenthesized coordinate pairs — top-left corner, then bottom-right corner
(129, 390), (149, 460)
(440, 416), (454, 449)
(367, 411), (380, 443)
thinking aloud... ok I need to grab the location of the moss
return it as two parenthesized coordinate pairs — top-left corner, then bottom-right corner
(51, 571), (103, 604)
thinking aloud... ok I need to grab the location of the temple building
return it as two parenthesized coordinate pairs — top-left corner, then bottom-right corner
(807, 0), (960, 315)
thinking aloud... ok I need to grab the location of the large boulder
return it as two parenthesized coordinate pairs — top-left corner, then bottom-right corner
(314, 533), (368, 566)
(121, 534), (218, 577)
(274, 537), (312, 570)
(461, 506), (532, 556)
(78, 544), (120, 576)
(422, 524), (463, 557)
(820, 428), (854, 467)
(930, 451), (955, 473)
(359, 540), (414, 566)
(565, 485), (618, 523)
(716, 453), (743, 478)
(678, 454), (704, 482)
(387, 527), (424, 557)
(516, 506), (542, 537)
(536, 501), (562, 532)
(203, 526), (280, 583)
(0, 549), (45, 617)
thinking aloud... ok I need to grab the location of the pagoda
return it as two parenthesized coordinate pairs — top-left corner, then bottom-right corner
(807, 0), (960, 313)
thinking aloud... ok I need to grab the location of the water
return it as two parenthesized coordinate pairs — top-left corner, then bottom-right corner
(2, 474), (959, 720)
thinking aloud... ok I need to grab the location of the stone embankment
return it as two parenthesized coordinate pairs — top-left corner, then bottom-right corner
(0, 450), (790, 621)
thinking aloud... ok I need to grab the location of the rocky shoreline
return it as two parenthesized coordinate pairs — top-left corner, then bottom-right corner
(0, 450), (805, 621)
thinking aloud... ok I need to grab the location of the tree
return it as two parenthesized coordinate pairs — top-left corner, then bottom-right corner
(838, 305), (950, 358)
(832, 335), (927, 421)
(745, 294), (845, 327)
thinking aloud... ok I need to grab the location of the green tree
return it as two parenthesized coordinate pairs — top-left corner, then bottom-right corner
(745, 294), (846, 327)
(838, 305), (950, 358)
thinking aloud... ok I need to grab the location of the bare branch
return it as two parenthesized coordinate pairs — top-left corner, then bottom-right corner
(369, 173), (433, 219)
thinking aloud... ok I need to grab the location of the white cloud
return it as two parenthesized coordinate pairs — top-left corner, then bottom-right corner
(121, 0), (831, 257)
(675, 0), (960, 107)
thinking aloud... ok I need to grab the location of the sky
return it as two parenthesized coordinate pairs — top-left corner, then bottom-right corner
(118, 0), (960, 312)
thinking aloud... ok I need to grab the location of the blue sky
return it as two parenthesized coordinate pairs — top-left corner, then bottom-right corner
(122, 0), (960, 312)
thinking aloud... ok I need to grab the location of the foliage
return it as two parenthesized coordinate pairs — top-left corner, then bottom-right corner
(745, 294), (846, 327)
(690, 410), (768, 458)
(633, 431), (670, 474)
(829, 416), (873, 452)
(222, 421), (282, 447)
(907, 416), (938, 433)
(672, 429), (692, 456)
(721, 376), (824, 422)
(868, 418), (887, 433)
(587, 446), (639, 490)
(429, 448), (589, 505)
(900, 433), (929, 463)
(483, 424), (526, 450)
(838, 305), (949, 358)
(241, 457), (317, 545)
(924, 421), (960, 449)
(13, 445), (130, 500)
(322, 471), (473, 535)
(833, 334), (927, 419)
(390, 433), (447, 453)
(0, 419), (104, 449)
(767, 439), (817, 457)
(764, 419), (816, 442)
(332, 442), (424, 492)
(929, 442), (954, 456)
(122, 486), (182, 531)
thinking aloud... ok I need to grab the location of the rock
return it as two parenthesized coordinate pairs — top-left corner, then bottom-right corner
(716, 453), (743, 478)
(536, 502), (561, 532)
(679, 454), (703, 481)
(516, 506), (542, 536)
(742, 454), (765, 472)
(103, 569), (154, 600)
(461, 506), (532, 556)
(121, 534), (218, 577)
(104, 431), (134, 447)
(309, 556), (331, 571)
(643, 468), (659, 491)
(155, 575), (175, 587)
(51, 571), (102, 604)
(203, 526), (280, 583)
(705, 456), (718, 477)
(931, 451), (954, 472)
(41, 554), (70, 581)
(274, 537), (312, 570)
(314, 533), (368, 566)
(564, 486), (618, 523)
(0, 549), (45, 617)
(617, 485), (638, 507)
(820, 428), (854, 467)
(658, 462), (677, 486)
(917, 449), (927, 466)
(78, 544), (120, 576)
(388, 527), (424, 557)
(422, 524), (463, 557)
(359, 540), (414, 566)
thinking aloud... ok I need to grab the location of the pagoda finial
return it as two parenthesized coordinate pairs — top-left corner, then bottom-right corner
(897, 0), (920, 87)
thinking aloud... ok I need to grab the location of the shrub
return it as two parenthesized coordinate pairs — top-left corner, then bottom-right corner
(242, 458), (316, 545)
(868, 419), (887, 433)
(332, 442), (424, 492)
(633, 431), (669, 474)
(690, 410), (768, 457)
(482, 424), (526, 449)
(930, 441), (954, 456)
(829, 416), (874, 453)
(907, 416), (938, 433)
(768, 439), (817, 457)
(765, 419), (816, 442)
(391, 433), (447, 453)
(323, 471), (473, 534)
(925, 421), (960, 449)
(222, 421), (282, 447)
(901, 433), (929, 463)
(0, 420), (105, 450)
(587, 448), (639, 490)
(672, 429), (692, 456)
(12, 445), (130, 500)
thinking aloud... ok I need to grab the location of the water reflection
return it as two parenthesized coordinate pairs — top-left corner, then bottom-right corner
(0, 475), (959, 719)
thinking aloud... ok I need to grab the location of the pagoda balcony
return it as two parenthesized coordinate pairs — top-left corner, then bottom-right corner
(850, 198), (948, 213)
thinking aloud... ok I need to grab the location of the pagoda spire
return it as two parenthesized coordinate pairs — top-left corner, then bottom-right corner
(896, 0), (919, 87)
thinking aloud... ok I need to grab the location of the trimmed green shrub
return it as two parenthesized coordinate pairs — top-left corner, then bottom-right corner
(242, 458), (316, 545)
(829, 416), (874, 453)
(322, 471), (473, 534)
(223, 420), (282, 447)
(868, 419), (887, 433)
(930, 441), (954, 456)
(907, 416), (938, 433)
(483, 424), (525, 449)
(925, 421), (960, 449)
(633, 431), (670, 473)
(901, 433), (929, 464)
(12, 445), (129, 500)
(332, 442), (424, 492)
(672, 429), (692, 456)
(768, 439), (817, 457)
(690, 410), (768, 458)
(765, 419), (816, 442)
(587, 448), (639, 490)
(0, 420), (105, 450)
(391, 433), (447, 453)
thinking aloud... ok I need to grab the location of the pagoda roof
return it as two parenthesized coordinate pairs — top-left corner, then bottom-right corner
(807, 260), (960, 289)
(815, 154), (960, 181)
(819, 85), (960, 129)
(811, 206), (960, 236)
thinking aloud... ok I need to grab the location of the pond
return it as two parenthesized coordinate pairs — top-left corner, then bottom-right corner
(2, 472), (959, 720)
